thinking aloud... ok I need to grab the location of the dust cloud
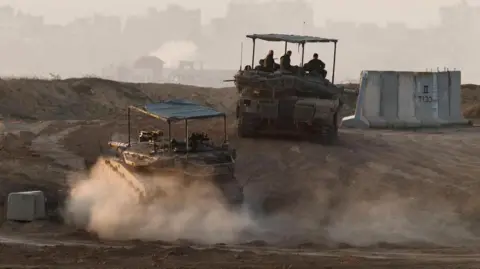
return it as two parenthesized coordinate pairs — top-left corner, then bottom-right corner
(63, 158), (479, 247)
(248, 178), (479, 247)
(150, 41), (198, 68)
(325, 193), (477, 246)
(63, 159), (256, 244)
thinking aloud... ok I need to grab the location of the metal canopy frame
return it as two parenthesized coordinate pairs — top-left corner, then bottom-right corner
(126, 105), (228, 153)
(246, 33), (338, 83)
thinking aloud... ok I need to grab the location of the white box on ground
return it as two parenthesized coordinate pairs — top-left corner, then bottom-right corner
(6, 190), (46, 221)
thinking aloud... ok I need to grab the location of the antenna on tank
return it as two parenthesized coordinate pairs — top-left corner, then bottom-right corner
(239, 42), (243, 71)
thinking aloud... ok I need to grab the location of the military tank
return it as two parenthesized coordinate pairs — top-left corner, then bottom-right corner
(104, 99), (243, 208)
(232, 34), (344, 144)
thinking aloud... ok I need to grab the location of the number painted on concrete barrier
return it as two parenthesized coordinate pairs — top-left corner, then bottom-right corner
(417, 95), (433, 102)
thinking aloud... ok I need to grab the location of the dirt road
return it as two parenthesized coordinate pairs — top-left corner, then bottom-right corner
(2, 233), (480, 268)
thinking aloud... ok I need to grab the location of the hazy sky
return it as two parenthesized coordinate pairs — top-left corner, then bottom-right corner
(0, 0), (475, 27)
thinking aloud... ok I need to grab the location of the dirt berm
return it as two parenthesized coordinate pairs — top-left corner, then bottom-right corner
(0, 77), (237, 120)
(2, 77), (480, 248)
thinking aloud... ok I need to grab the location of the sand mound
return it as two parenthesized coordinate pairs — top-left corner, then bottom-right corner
(0, 77), (236, 120)
(463, 103), (480, 118)
(462, 84), (480, 119)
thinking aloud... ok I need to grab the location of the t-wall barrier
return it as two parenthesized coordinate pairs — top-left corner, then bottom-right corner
(341, 70), (470, 128)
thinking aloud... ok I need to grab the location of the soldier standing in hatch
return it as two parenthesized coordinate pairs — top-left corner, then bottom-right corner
(263, 50), (276, 71)
(305, 53), (327, 78)
(280, 50), (293, 72)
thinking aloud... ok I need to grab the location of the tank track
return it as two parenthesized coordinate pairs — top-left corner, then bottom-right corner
(309, 113), (339, 145)
(237, 112), (338, 145)
(237, 113), (258, 138)
(102, 157), (150, 203)
(310, 124), (338, 145)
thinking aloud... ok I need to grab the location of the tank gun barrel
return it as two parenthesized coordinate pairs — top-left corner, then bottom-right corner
(224, 77), (268, 83)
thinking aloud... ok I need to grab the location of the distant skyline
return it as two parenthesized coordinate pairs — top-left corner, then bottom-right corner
(0, 0), (476, 27)
(0, 0), (477, 83)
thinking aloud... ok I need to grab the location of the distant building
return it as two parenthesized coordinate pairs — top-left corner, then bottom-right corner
(132, 55), (165, 82)
(439, 0), (479, 28)
(101, 55), (165, 83)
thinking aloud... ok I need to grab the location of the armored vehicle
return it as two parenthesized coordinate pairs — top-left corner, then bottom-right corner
(232, 34), (344, 144)
(104, 99), (243, 208)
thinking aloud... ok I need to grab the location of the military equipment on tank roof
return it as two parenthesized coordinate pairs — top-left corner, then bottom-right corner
(105, 99), (243, 208)
(231, 34), (344, 144)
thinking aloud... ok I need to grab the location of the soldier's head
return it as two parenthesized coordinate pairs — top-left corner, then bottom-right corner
(313, 53), (318, 59)
(259, 59), (264, 65)
(268, 50), (274, 55)
(287, 50), (292, 56)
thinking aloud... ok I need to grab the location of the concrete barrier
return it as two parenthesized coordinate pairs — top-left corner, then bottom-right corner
(341, 70), (470, 128)
(6, 191), (46, 221)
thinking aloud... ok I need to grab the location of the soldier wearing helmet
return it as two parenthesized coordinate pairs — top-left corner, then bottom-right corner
(255, 59), (265, 71)
(280, 50), (292, 71)
(305, 53), (327, 78)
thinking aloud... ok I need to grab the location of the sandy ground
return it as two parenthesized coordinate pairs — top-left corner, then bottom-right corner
(1, 77), (480, 268)
(4, 238), (480, 268)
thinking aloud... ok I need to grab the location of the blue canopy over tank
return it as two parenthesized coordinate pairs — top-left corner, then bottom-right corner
(139, 99), (225, 122)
